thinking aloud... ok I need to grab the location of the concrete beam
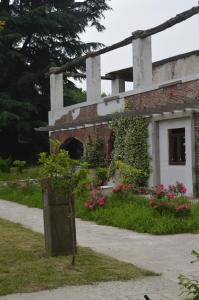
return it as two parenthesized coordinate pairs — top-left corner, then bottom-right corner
(133, 37), (152, 90)
(50, 73), (63, 111)
(111, 78), (125, 95)
(86, 56), (101, 103)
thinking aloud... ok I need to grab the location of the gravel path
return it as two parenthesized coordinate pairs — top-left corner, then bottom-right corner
(0, 199), (197, 300)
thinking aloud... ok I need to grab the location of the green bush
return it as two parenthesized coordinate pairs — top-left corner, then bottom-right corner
(115, 160), (145, 186)
(39, 139), (89, 196)
(179, 250), (199, 299)
(96, 167), (108, 184)
(12, 160), (27, 173)
(83, 135), (105, 167)
(0, 157), (12, 173)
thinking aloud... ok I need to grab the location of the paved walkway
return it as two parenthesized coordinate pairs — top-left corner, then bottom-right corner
(0, 199), (198, 299)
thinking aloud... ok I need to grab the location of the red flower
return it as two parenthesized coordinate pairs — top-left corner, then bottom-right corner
(97, 197), (105, 206)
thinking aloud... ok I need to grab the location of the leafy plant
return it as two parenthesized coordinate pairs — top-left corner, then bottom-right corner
(110, 117), (150, 185)
(12, 160), (27, 173)
(0, 157), (12, 173)
(39, 140), (89, 197)
(179, 250), (199, 299)
(83, 135), (105, 168)
(96, 167), (108, 185)
(115, 160), (145, 186)
(148, 183), (191, 217)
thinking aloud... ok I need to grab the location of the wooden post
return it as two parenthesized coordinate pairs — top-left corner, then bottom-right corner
(42, 181), (76, 257)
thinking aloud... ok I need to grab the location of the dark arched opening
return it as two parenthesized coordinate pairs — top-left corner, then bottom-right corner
(61, 138), (83, 159)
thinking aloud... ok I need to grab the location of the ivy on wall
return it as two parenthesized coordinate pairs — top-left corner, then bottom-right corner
(83, 135), (105, 167)
(111, 116), (150, 184)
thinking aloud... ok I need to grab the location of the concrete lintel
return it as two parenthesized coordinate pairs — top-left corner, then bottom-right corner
(152, 110), (193, 122)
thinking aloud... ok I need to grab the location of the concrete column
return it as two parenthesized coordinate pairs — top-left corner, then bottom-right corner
(111, 78), (125, 95)
(86, 56), (101, 103)
(148, 120), (160, 187)
(133, 36), (152, 90)
(50, 73), (63, 111)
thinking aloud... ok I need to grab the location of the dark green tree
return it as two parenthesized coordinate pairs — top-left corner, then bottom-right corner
(0, 0), (110, 162)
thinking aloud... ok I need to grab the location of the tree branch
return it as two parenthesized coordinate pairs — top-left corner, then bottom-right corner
(49, 5), (199, 75)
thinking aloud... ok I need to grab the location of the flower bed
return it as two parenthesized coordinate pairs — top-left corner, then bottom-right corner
(75, 180), (198, 235)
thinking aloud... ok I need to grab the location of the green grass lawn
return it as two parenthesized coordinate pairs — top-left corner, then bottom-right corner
(0, 185), (43, 208)
(0, 218), (154, 295)
(0, 167), (39, 181)
(1, 185), (199, 234)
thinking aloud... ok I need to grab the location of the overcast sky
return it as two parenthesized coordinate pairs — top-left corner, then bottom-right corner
(76, 0), (199, 93)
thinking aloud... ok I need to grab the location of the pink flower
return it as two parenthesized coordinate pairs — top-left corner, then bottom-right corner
(180, 186), (187, 194)
(136, 187), (142, 193)
(167, 192), (174, 200)
(176, 204), (190, 212)
(97, 197), (105, 206)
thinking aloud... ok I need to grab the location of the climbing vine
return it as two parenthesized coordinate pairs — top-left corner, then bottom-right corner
(110, 116), (150, 185)
(83, 135), (105, 167)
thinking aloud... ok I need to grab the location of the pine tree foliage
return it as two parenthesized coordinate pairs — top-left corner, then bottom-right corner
(0, 0), (110, 161)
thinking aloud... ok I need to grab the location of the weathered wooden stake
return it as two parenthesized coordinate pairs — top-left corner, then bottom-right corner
(42, 181), (76, 257)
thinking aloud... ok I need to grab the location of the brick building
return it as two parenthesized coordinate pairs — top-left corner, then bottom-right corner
(37, 8), (199, 196)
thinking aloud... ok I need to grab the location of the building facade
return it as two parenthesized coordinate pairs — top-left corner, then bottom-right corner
(46, 36), (199, 196)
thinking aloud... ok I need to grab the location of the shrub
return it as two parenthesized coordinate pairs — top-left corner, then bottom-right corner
(149, 182), (187, 200)
(112, 182), (132, 193)
(179, 250), (199, 299)
(95, 167), (108, 185)
(0, 157), (12, 173)
(39, 139), (89, 196)
(83, 135), (105, 167)
(148, 182), (191, 217)
(12, 160), (27, 173)
(175, 204), (191, 218)
(84, 188), (106, 210)
(115, 160), (145, 186)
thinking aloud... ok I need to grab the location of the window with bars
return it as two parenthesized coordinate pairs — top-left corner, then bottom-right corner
(168, 128), (186, 165)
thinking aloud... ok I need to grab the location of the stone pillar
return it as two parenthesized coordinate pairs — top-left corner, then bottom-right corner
(50, 73), (63, 111)
(86, 56), (101, 103)
(133, 36), (152, 90)
(111, 78), (125, 95)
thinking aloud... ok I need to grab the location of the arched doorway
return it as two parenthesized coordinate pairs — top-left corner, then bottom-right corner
(61, 138), (83, 159)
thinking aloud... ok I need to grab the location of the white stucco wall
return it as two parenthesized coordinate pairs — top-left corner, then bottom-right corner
(158, 118), (194, 196)
(97, 98), (125, 116)
(153, 54), (199, 84)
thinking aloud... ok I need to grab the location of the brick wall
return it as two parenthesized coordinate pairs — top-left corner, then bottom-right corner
(125, 79), (199, 112)
(55, 104), (98, 126)
(52, 79), (199, 162)
(51, 124), (112, 159)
